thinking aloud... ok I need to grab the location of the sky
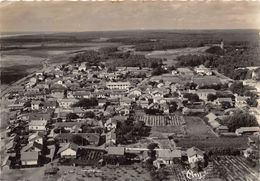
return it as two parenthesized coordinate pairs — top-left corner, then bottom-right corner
(0, 1), (260, 32)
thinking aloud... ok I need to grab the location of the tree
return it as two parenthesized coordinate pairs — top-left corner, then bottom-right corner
(207, 94), (218, 102)
(83, 111), (96, 118)
(183, 93), (200, 102)
(224, 111), (258, 132)
(71, 135), (89, 146)
(246, 97), (258, 107)
(66, 113), (79, 121)
(169, 101), (178, 113)
(229, 81), (245, 96)
(72, 98), (98, 108)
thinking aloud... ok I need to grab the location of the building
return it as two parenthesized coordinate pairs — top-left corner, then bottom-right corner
(235, 127), (260, 136)
(186, 147), (204, 164)
(194, 65), (212, 76)
(107, 146), (125, 156)
(58, 98), (78, 109)
(106, 82), (130, 90)
(153, 149), (182, 168)
(195, 89), (217, 101)
(58, 143), (78, 158)
(29, 120), (48, 131)
(31, 100), (42, 110)
(21, 151), (39, 166)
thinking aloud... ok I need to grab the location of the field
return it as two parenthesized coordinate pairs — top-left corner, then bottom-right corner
(177, 136), (248, 150)
(135, 114), (185, 127)
(135, 114), (186, 137)
(136, 46), (209, 66)
(212, 156), (259, 181)
(1, 164), (151, 181)
(185, 116), (216, 138)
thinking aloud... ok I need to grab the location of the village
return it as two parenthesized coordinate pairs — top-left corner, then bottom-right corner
(1, 42), (260, 181)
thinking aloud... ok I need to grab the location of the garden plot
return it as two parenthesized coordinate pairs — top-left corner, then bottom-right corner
(213, 156), (259, 181)
(135, 114), (185, 127)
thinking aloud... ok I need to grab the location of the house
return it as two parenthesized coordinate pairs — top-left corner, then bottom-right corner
(151, 90), (164, 98)
(104, 118), (118, 131)
(194, 65), (212, 76)
(216, 126), (229, 134)
(195, 89), (217, 101)
(21, 151), (39, 166)
(107, 146), (125, 156)
(214, 97), (233, 107)
(57, 143), (78, 158)
(235, 95), (250, 108)
(153, 149), (182, 168)
(44, 99), (57, 109)
(58, 98), (78, 109)
(116, 106), (130, 116)
(106, 81), (130, 90)
(78, 62), (87, 71)
(182, 107), (205, 115)
(120, 97), (132, 106)
(72, 91), (92, 99)
(55, 133), (100, 146)
(235, 127), (260, 136)
(51, 88), (65, 99)
(106, 129), (116, 145)
(29, 112), (52, 122)
(55, 122), (83, 133)
(98, 99), (107, 107)
(31, 100), (42, 110)
(29, 120), (48, 131)
(21, 142), (43, 153)
(128, 88), (142, 98)
(110, 90), (126, 99)
(153, 96), (166, 104)
(28, 132), (44, 145)
(186, 147), (204, 164)
(137, 99), (149, 108)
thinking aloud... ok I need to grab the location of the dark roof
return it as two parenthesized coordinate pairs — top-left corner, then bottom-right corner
(187, 147), (204, 158)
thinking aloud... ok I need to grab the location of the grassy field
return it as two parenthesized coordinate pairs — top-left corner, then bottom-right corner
(184, 116), (216, 138)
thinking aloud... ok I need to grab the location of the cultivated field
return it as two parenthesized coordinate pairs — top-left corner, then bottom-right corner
(212, 156), (259, 181)
(135, 114), (185, 127)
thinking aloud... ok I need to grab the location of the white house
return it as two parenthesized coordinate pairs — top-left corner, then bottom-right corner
(153, 149), (182, 168)
(186, 147), (204, 164)
(106, 81), (130, 90)
(58, 143), (78, 158)
(29, 120), (48, 131)
(194, 65), (212, 76)
(58, 98), (78, 109)
(31, 100), (42, 110)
